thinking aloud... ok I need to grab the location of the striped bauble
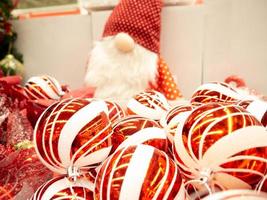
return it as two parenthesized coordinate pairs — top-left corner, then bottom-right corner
(25, 75), (65, 100)
(127, 90), (171, 120)
(34, 98), (113, 174)
(30, 175), (94, 200)
(173, 103), (267, 191)
(95, 145), (185, 200)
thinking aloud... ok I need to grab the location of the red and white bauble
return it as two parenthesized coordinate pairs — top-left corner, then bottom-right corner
(127, 90), (171, 120)
(111, 116), (161, 151)
(95, 145), (185, 200)
(104, 101), (125, 124)
(190, 82), (254, 106)
(25, 75), (65, 100)
(173, 103), (267, 191)
(34, 98), (113, 174)
(30, 175), (94, 200)
(203, 190), (267, 200)
(238, 100), (267, 127)
(160, 104), (193, 142)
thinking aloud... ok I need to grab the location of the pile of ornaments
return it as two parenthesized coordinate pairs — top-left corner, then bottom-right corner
(24, 75), (267, 199)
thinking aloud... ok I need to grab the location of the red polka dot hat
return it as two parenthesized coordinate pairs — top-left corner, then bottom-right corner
(103, 0), (182, 100)
(103, 0), (162, 54)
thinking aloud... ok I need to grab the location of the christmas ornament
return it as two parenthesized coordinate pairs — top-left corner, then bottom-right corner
(173, 103), (267, 192)
(34, 98), (113, 174)
(95, 145), (185, 200)
(160, 104), (193, 142)
(111, 115), (160, 151)
(30, 175), (94, 200)
(84, 0), (182, 100)
(24, 75), (65, 100)
(104, 100), (125, 124)
(127, 90), (171, 120)
(190, 82), (253, 106)
(237, 100), (267, 127)
(202, 190), (267, 200)
(0, 54), (24, 76)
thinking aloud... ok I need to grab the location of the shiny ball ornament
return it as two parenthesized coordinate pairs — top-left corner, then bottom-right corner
(34, 98), (113, 174)
(111, 116), (161, 151)
(173, 103), (267, 191)
(104, 100), (125, 124)
(160, 104), (193, 142)
(127, 90), (171, 120)
(237, 100), (267, 127)
(95, 145), (185, 200)
(25, 75), (65, 100)
(202, 190), (267, 200)
(30, 175), (94, 200)
(190, 82), (253, 106)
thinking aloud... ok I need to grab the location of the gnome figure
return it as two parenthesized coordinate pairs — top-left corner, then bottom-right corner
(85, 0), (182, 100)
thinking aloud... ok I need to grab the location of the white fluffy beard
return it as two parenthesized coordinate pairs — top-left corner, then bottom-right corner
(84, 36), (158, 100)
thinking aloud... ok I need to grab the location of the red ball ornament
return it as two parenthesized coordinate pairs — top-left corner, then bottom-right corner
(127, 90), (171, 120)
(34, 98), (113, 174)
(30, 175), (94, 200)
(191, 82), (250, 106)
(173, 103), (267, 191)
(25, 75), (65, 100)
(95, 145), (185, 200)
(160, 104), (193, 142)
(237, 100), (267, 127)
(104, 100), (125, 124)
(111, 116), (165, 151)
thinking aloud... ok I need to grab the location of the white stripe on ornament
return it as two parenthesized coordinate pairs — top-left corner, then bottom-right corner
(48, 99), (78, 173)
(127, 98), (167, 120)
(46, 75), (65, 96)
(25, 86), (47, 99)
(42, 177), (93, 200)
(163, 162), (178, 200)
(28, 76), (60, 99)
(192, 83), (244, 100)
(116, 127), (166, 150)
(174, 115), (199, 173)
(200, 126), (267, 167)
(119, 145), (154, 200)
(58, 100), (108, 167)
(34, 99), (67, 174)
(152, 152), (169, 200)
(246, 100), (267, 123)
(106, 147), (128, 200)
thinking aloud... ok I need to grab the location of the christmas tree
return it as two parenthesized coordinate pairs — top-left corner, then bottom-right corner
(0, 0), (23, 63)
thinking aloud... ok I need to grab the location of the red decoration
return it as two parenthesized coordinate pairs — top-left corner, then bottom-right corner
(105, 100), (125, 124)
(127, 90), (170, 120)
(95, 145), (185, 200)
(173, 103), (267, 192)
(34, 98), (113, 174)
(0, 146), (53, 200)
(24, 75), (65, 100)
(30, 175), (94, 200)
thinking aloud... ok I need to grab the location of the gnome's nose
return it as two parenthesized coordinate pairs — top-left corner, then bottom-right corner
(114, 32), (135, 53)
